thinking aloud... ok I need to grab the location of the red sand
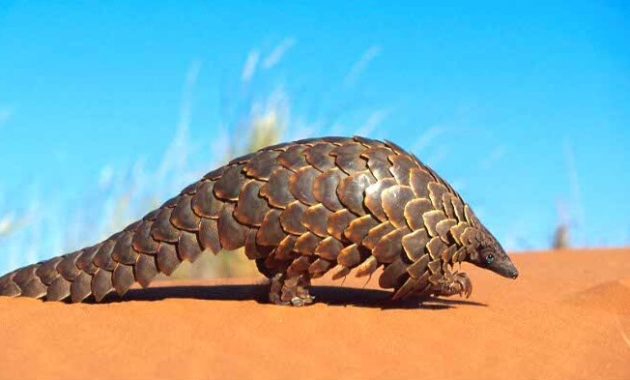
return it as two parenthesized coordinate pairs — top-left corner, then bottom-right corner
(1, 249), (629, 380)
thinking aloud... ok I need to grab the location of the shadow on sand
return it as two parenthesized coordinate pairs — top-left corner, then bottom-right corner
(97, 283), (487, 310)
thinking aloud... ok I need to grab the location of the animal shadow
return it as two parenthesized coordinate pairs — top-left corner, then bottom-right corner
(97, 283), (486, 310)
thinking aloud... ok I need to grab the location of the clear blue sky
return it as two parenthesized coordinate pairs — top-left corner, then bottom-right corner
(0, 1), (628, 271)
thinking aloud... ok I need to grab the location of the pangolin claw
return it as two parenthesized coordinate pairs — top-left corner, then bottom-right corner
(454, 272), (473, 298)
(433, 272), (473, 298)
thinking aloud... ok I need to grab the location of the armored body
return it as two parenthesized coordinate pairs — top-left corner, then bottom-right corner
(0, 136), (518, 306)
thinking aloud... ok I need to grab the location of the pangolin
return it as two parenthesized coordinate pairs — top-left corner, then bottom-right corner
(0, 136), (518, 306)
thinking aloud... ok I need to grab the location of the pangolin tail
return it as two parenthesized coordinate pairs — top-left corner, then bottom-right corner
(0, 186), (211, 302)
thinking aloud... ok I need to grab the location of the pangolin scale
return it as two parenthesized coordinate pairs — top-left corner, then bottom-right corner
(0, 136), (518, 306)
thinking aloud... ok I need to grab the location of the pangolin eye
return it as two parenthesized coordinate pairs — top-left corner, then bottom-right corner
(485, 254), (495, 264)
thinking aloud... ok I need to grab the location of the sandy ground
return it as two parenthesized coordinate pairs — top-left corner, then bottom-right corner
(0, 248), (629, 380)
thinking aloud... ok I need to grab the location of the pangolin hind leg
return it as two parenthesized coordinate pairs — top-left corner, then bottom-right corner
(257, 256), (315, 306)
(269, 272), (314, 306)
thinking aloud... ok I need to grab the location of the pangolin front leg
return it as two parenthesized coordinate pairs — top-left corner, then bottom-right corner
(0, 136), (517, 306)
(432, 271), (473, 298)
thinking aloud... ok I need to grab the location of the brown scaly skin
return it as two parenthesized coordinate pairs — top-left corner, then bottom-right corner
(0, 136), (518, 306)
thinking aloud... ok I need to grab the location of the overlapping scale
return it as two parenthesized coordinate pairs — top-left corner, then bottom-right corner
(191, 181), (223, 219)
(389, 154), (417, 186)
(170, 194), (201, 231)
(213, 164), (245, 201)
(330, 142), (368, 174)
(313, 168), (346, 211)
(327, 209), (355, 241)
(381, 185), (415, 228)
(277, 145), (309, 171)
(234, 180), (269, 227)
(304, 143), (336, 171)
(217, 204), (247, 250)
(289, 167), (319, 205)
(244, 150), (281, 180)
(364, 178), (397, 222)
(260, 168), (293, 208)
(344, 215), (378, 245)
(337, 171), (375, 215)
(257, 209), (286, 246)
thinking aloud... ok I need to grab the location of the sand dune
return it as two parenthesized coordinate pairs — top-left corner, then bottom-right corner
(567, 279), (630, 315)
(1, 249), (629, 380)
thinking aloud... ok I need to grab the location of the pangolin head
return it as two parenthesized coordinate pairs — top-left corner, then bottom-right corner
(458, 208), (518, 279)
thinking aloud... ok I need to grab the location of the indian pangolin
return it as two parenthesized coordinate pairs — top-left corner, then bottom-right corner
(0, 136), (518, 306)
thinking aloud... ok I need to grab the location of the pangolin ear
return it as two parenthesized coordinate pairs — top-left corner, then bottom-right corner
(466, 246), (480, 262)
